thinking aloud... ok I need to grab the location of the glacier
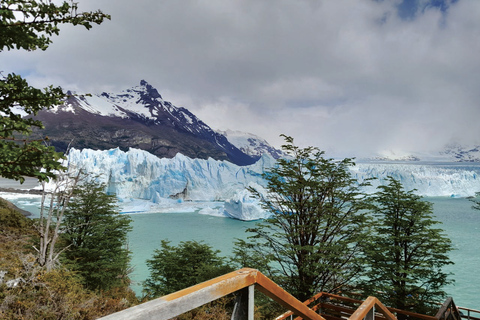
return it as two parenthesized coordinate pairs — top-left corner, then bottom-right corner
(65, 148), (480, 220)
(352, 161), (480, 198)
(66, 148), (275, 220)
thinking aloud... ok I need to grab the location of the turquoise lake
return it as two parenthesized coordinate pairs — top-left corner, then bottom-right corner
(128, 197), (480, 310)
(4, 194), (479, 310)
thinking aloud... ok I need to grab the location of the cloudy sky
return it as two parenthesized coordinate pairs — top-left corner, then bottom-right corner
(4, 0), (480, 158)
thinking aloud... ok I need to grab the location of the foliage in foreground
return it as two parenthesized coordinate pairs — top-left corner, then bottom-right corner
(360, 177), (453, 315)
(0, 197), (138, 319)
(234, 135), (371, 302)
(0, 0), (110, 183)
(144, 239), (234, 298)
(62, 180), (133, 292)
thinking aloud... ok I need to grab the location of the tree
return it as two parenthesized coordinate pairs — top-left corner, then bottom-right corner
(0, 196), (138, 319)
(360, 177), (453, 315)
(61, 180), (132, 291)
(144, 240), (234, 298)
(0, 0), (110, 182)
(35, 166), (81, 271)
(470, 192), (480, 212)
(235, 135), (370, 301)
(0, 74), (65, 182)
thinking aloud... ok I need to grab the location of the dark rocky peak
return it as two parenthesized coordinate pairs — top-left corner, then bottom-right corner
(139, 80), (162, 101)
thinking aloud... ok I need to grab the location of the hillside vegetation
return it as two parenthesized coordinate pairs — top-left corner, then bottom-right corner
(0, 197), (138, 320)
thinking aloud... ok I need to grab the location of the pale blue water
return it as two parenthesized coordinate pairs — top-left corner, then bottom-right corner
(4, 195), (479, 309)
(127, 197), (480, 310)
(428, 197), (480, 309)
(127, 211), (254, 295)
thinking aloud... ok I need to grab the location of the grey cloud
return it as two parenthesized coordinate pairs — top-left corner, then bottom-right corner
(3, 0), (480, 157)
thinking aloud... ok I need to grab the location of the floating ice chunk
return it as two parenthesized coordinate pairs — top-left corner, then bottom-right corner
(224, 183), (271, 221)
(198, 206), (228, 218)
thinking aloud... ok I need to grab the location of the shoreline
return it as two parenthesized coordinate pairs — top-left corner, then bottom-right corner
(0, 187), (43, 195)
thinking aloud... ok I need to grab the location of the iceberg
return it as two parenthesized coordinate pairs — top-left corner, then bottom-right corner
(65, 148), (480, 220)
(224, 183), (271, 220)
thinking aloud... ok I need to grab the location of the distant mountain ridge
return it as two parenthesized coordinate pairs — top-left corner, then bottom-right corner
(30, 80), (281, 166)
(440, 143), (480, 162)
(362, 144), (480, 163)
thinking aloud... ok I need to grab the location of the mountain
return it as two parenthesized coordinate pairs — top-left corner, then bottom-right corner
(363, 144), (480, 163)
(30, 80), (257, 166)
(218, 129), (284, 159)
(440, 143), (480, 162)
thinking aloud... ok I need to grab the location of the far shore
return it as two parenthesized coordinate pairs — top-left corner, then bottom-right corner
(0, 178), (42, 217)
(0, 177), (43, 195)
(0, 177), (40, 189)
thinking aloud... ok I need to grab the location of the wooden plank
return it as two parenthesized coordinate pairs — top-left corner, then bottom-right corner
(373, 298), (397, 320)
(350, 296), (378, 320)
(255, 271), (325, 320)
(99, 268), (324, 320)
(98, 268), (257, 320)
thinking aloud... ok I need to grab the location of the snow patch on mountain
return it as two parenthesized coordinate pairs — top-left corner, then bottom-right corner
(440, 143), (480, 162)
(40, 81), (258, 165)
(52, 81), (216, 137)
(218, 129), (284, 159)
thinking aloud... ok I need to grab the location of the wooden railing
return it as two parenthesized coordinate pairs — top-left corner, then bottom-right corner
(436, 297), (462, 320)
(98, 268), (324, 320)
(276, 292), (477, 320)
(98, 268), (475, 320)
(435, 297), (480, 320)
(275, 292), (429, 320)
(457, 306), (480, 320)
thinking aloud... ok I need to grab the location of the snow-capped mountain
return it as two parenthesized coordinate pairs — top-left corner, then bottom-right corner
(440, 143), (480, 162)
(31, 80), (257, 166)
(218, 129), (284, 159)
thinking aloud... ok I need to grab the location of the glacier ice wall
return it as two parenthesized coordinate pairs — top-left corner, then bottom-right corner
(67, 147), (274, 202)
(352, 162), (480, 197)
(66, 148), (480, 220)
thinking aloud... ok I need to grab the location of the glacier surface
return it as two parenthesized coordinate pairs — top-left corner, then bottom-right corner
(66, 148), (480, 220)
(352, 162), (480, 198)
(67, 148), (274, 220)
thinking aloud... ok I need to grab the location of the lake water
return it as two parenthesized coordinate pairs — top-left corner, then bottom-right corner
(428, 197), (480, 310)
(3, 193), (479, 310)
